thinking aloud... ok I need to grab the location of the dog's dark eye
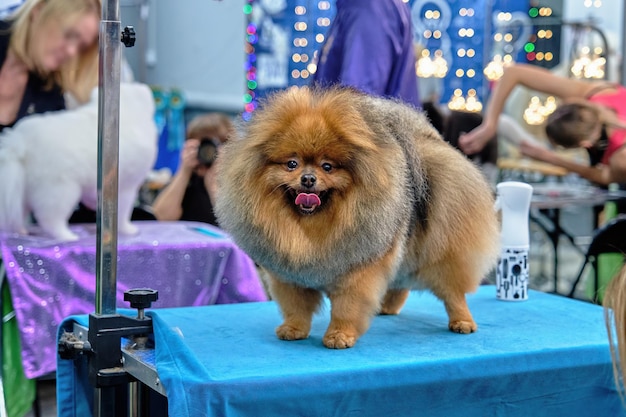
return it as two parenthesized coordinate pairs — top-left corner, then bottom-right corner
(287, 160), (298, 170)
(321, 162), (332, 172)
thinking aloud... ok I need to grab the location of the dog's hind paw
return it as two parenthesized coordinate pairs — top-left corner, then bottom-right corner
(448, 320), (477, 334)
(276, 324), (309, 341)
(322, 330), (357, 349)
(379, 288), (409, 315)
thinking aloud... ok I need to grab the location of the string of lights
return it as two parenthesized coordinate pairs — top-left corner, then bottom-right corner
(243, 0), (257, 121)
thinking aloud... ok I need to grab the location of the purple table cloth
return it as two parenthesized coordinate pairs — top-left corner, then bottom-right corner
(0, 221), (267, 379)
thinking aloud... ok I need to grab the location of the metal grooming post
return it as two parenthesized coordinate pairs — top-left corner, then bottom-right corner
(56, 3), (156, 416)
(96, 0), (120, 318)
(94, 0), (123, 415)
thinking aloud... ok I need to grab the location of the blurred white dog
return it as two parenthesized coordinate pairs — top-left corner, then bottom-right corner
(0, 83), (157, 241)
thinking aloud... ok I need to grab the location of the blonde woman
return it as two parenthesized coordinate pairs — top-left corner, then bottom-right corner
(605, 264), (626, 398)
(0, 0), (100, 131)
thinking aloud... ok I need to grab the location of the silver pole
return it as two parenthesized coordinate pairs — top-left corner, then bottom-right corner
(94, 0), (122, 414)
(95, 0), (121, 316)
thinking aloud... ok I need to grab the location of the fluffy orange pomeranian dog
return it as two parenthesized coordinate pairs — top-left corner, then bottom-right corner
(215, 87), (500, 349)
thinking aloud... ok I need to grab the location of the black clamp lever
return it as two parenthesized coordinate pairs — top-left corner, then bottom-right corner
(121, 26), (136, 48)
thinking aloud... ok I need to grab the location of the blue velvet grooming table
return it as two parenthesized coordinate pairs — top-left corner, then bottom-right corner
(57, 286), (625, 417)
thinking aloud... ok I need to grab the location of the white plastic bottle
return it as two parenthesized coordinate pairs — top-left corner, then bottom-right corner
(494, 181), (533, 301)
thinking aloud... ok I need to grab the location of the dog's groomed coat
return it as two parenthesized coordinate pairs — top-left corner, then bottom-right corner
(216, 87), (500, 349)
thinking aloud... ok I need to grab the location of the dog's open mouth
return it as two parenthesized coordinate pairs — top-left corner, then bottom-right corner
(288, 189), (329, 215)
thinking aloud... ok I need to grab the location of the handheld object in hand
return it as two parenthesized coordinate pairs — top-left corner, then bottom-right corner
(197, 137), (221, 167)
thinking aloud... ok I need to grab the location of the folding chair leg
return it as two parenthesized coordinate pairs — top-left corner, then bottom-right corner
(568, 257), (590, 298)
(592, 259), (600, 304)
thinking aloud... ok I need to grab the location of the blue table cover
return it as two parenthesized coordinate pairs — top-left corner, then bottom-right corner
(58, 286), (625, 417)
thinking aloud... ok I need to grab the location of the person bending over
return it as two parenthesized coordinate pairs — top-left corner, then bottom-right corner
(459, 63), (626, 186)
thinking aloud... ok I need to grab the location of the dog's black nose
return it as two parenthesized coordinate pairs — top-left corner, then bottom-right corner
(301, 174), (316, 188)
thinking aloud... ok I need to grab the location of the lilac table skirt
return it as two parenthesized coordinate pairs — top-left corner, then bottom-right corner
(0, 221), (267, 379)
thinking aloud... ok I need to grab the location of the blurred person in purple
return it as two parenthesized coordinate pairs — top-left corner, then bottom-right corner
(312, 0), (420, 108)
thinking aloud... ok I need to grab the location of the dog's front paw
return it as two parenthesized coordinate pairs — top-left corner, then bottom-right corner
(119, 223), (139, 236)
(52, 230), (79, 242)
(276, 324), (309, 341)
(322, 330), (357, 349)
(449, 320), (477, 334)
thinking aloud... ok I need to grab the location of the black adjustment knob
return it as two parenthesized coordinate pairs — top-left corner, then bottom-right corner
(124, 288), (158, 310)
(121, 26), (136, 47)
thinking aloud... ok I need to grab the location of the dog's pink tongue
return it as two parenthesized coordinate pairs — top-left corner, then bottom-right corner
(295, 193), (321, 207)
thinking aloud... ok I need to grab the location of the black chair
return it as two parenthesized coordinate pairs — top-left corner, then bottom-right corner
(567, 214), (626, 301)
